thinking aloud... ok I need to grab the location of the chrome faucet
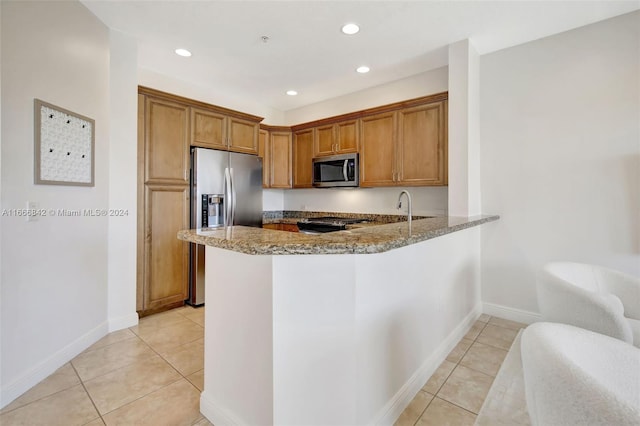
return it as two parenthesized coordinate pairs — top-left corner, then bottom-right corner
(397, 190), (412, 232)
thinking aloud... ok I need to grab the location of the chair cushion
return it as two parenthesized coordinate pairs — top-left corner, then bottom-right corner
(521, 323), (640, 426)
(627, 317), (640, 348)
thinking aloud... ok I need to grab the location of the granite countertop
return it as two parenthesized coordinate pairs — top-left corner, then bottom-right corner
(177, 214), (499, 255)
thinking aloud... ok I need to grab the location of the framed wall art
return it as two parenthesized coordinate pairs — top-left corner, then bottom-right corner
(34, 99), (95, 186)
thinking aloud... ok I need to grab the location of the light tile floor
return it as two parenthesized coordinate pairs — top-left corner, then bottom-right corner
(0, 305), (211, 426)
(1, 309), (526, 426)
(394, 314), (527, 426)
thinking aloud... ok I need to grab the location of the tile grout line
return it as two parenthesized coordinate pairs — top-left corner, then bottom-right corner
(433, 395), (482, 417)
(84, 323), (202, 420)
(412, 316), (492, 425)
(132, 321), (205, 393)
(0, 307), (204, 424)
(70, 360), (105, 425)
(431, 317), (525, 419)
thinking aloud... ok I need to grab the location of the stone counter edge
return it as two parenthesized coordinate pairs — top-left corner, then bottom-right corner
(177, 215), (499, 255)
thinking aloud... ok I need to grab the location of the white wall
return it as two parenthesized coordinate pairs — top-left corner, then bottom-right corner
(480, 11), (640, 315)
(107, 30), (139, 331)
(284, 67), (448, 125)
(448, 40), (481, 217)
(0, 0), (111, 407)
(281, 187), (448, 217)
(279, 67), (450, 216)
(139, 68), (285, 125)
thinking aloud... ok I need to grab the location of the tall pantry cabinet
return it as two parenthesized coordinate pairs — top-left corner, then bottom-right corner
(137, 87), (264, 316)
(137, 92), (190, 315)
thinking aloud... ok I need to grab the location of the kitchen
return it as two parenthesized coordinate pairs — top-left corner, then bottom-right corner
(1, 1), (639, 425)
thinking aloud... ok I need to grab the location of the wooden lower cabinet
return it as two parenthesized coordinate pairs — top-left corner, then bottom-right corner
(143, 185), (189, 311)
(263, 223), (299, 232)
(293, 129), (314, 188)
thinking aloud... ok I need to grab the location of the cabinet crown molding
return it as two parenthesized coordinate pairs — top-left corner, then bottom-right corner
(138, 86), (264, 123)
(290, 91), (448, 132)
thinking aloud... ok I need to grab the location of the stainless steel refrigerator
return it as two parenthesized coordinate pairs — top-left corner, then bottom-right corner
(188, 147), (263, 306)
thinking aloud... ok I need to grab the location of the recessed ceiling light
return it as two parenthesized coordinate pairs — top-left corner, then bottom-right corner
(175, 48), (192, 57)
(356, 66), (370, 73)
(341, 23), (360, 35)
(286, 90), (298, 96)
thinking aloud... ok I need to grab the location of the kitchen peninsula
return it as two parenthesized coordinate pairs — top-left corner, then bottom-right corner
(178, 215), (498, 425)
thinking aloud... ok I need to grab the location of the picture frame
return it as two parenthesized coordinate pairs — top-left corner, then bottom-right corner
(34, 99), (95, 186)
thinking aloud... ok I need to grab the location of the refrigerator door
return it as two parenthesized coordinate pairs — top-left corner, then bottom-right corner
(192, 148), (228, 229)
(229, 151), (263, 227)
(189, 147), (228, 306)
(189, 148), (263, 307)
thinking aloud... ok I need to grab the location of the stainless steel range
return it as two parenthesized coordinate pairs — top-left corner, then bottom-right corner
(297, 217), (367, 234)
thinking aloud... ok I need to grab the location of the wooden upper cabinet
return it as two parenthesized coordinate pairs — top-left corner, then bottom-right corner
(259, 129), (270, 188)
(360, 99), (448, 187)
(360, 112), (397, 187)
(397, 101), (446, 185)
(191, 109), (259, 155)
(336, 120), (358, 154)
(313, 119), (359, 157)
(191, 107), (227, 149)
(145, 97), (189, 184)
(228, 116), (259, 155)
(269, 131), (292, 188)
(315, 124), (335, 157)
(293, 129), (314, 188)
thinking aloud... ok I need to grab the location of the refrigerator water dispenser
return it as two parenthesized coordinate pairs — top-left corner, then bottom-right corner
(202, 194), (224, 228)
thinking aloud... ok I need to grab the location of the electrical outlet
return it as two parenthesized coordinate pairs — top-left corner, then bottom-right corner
(27, 201), (38, 222)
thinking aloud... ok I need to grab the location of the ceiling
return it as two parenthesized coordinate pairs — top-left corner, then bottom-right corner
(82, 1), (639, 112)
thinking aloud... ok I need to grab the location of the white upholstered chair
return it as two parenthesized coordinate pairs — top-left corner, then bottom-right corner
(521, 322), (640, 426)
(537, 261), (640, 347)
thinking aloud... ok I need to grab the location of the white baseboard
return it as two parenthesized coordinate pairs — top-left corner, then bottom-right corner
(0, 321), (108, 409)
(108, 312), (139, 332)
(372, 302), (483, 425)
(483, 302), (541, 325)
(200, 391), (245, 426)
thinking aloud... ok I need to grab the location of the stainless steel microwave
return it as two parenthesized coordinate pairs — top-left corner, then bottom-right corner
(312, 153), (359, 187)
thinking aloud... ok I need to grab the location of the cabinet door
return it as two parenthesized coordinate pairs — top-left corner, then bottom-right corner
(398, 102), (446, 185)
(336, 120), (358, 153)
(145, 97), (190, 184)
(259, 129), (270, 188)
(191, 107), (227, 149)
(228, 117), (259, 154)
(270, 131), (292, 188)
(144, 185), (189, 310)
(360, 112), (397, 187)
(314, 124), (335, 157)
(294, 129), (314, 188)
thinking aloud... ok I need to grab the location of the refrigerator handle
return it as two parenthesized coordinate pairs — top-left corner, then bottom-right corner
(224, 168), (232, 227)
(230, 167), (237, 226)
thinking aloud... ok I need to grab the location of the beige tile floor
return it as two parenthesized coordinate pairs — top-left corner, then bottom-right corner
(0, 305), (211, 426)
(1, 308), (525, 426)
(394, 314), (527, 426)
